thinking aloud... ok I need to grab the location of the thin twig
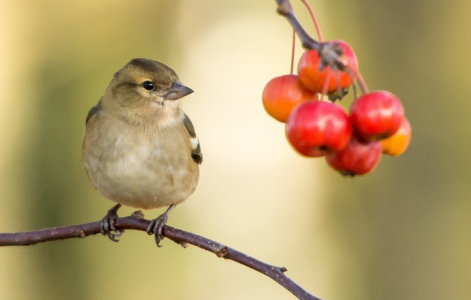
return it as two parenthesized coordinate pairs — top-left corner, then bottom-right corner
(275, 0), (321, 51)
(0, 215), (321, 300)
(299, 0), (323, 42)
(290, 29), (296, 74)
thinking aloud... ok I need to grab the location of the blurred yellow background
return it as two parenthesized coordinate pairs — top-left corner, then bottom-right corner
(1, 0), (470, 299)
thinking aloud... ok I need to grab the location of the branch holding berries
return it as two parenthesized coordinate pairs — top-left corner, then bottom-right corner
(267, 0), (412, 176)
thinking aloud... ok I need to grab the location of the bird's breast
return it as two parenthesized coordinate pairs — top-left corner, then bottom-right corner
(83, 115), (199, 209)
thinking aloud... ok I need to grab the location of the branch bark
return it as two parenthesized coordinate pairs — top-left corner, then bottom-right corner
(0, 214), (321, 300)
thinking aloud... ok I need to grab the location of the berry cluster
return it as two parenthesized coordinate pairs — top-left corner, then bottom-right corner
(262, 4), (411, 176)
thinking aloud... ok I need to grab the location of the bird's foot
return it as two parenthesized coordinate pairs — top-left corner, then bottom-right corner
(146, 214), (168, 247)
(101, 204), (125, 242)
(146, 204), (176, 247)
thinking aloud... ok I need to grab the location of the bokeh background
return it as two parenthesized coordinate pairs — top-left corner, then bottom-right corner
(1, 0), (470, 299)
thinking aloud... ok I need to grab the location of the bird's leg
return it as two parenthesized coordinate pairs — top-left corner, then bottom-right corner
(146, 204), (176, 247)
(101, 203), (125, 242)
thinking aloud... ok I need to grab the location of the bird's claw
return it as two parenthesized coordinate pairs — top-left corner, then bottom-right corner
(106, 229), (124, 242)
(101, 204), (125, 242)
(146, 213), (169, 247)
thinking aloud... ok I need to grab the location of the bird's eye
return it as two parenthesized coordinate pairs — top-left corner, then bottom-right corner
(142, 81), (155, 91)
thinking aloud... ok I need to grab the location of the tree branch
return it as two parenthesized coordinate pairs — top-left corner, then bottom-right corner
(0, 213), (321, 300)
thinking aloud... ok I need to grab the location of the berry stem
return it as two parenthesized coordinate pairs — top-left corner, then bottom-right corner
(299, 0), (323, 42)
(356, 71), (369, 94)
(352, 80), (358, 99)
(275, 0), (321, 51)
(290, 29), (295, 75)
(341, 54), (369, 96)
(333, 69), (342, 99)
(321, 69), (333, 100)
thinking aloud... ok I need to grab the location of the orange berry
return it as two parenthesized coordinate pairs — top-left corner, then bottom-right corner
(262, 75), (318, 123)
(381, 118), (412, 156)
(298, 40), (358, 93)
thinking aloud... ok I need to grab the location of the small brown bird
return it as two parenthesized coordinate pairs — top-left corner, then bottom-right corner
(83, 58), (202, 246)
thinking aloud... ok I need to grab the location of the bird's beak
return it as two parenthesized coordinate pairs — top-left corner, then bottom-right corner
(163, 82), (194, 100)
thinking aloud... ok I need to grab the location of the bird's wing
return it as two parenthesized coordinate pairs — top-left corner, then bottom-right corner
(85, 99), (103, 124)
(183, 113), (203, 165)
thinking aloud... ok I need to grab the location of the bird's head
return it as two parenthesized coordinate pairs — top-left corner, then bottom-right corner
(102, 58), (193, 127)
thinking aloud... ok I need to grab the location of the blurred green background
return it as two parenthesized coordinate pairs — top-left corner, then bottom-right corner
(1, 0), (470, 299)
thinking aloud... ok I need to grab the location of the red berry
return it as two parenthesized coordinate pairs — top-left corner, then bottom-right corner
(286, 101), (352, 157)
(326, 138), (382, 176)
(262, 75), (318, 123)
(350, 91), (405, 141)
(381, 117), (412, 156)
(298, 40), (358, 93)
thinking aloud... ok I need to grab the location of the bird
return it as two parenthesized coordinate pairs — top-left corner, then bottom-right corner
(82, 58), (202, 246)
